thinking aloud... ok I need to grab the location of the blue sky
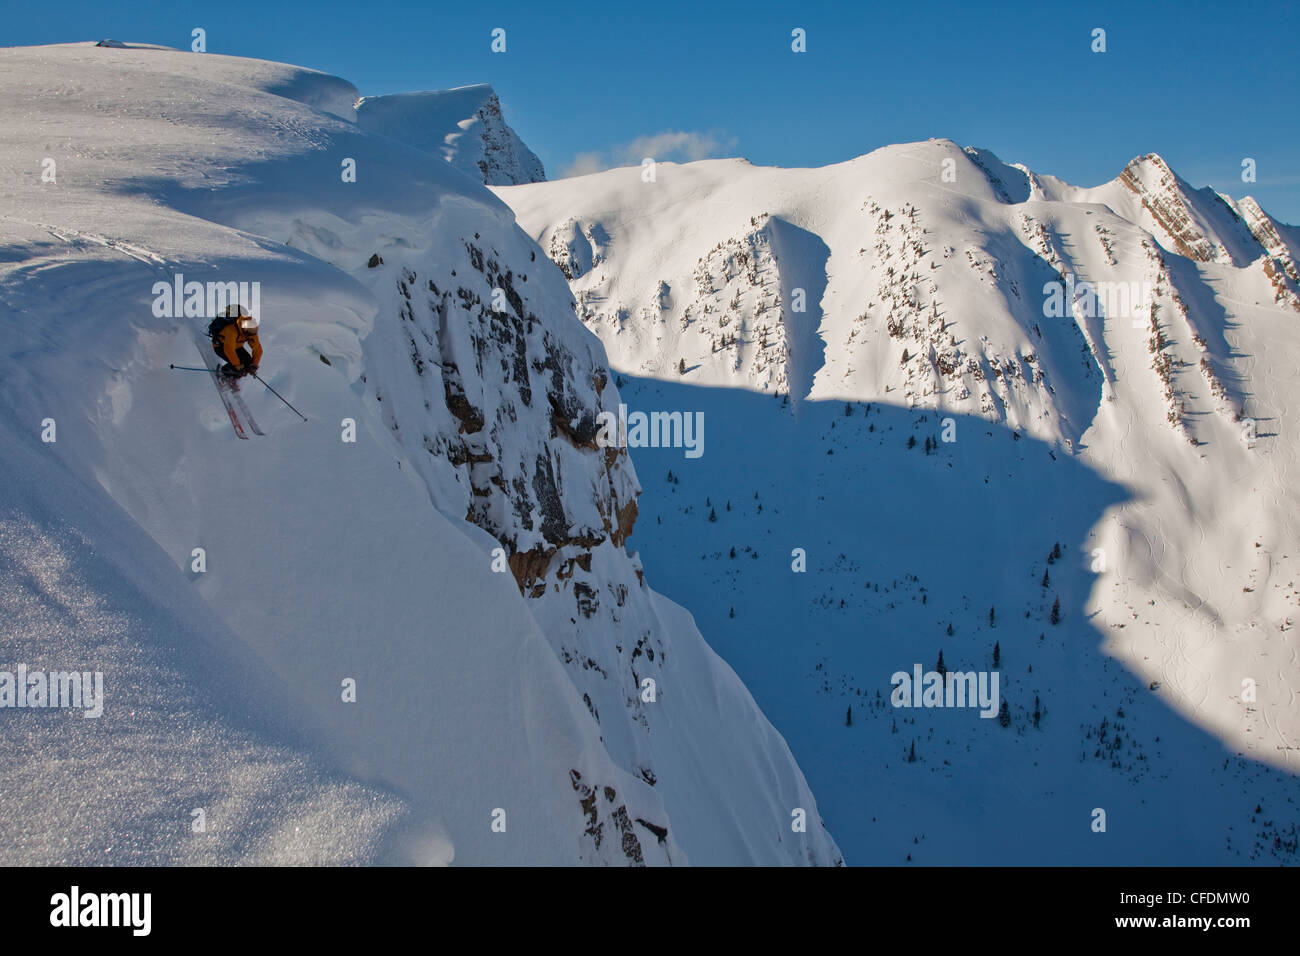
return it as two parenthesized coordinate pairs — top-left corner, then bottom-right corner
(6, 0), (1298, 221)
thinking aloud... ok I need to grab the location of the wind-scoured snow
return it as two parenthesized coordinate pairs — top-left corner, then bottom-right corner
(0, 43), (837, 865)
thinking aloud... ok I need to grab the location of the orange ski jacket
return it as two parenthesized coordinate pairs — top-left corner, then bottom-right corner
(216, 323), (263, 370)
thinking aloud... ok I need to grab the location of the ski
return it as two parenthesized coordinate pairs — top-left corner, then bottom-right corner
(195, 338), (249, 439)
(226, 380), (265, 436)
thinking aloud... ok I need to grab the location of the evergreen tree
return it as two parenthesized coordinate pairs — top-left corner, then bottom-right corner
(845, 705), (852, 727)
(708, 506), (717, 522)
(988, 606), (996, 627)
(998, 700), (1010, 727)
(936, 650), (946, 676)
(907, 435), (917, 449)
(1033, 695), (1041, 728)
(946, 622), (954, 637)
(1041, 568), (1050, 588)
(729, 606), (735, 619)
(1050, 541), (1062, 562)
(993, 641), (1000, 667)
(908, 739), (917, 763)
(729, 546), (736, 559)
(1050, 596), (1061, 625)
(678, 357), (686, 375)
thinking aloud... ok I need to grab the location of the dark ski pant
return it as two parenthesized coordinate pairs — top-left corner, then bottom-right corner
(215, 343), (255, 377)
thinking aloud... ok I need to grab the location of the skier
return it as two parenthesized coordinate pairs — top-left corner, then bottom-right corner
(209, 304), (262, 379)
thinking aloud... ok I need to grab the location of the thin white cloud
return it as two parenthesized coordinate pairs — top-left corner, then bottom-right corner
(559, 151), (607, 178)
(559, 130), (737, 178)
(615, 130), (737, 164)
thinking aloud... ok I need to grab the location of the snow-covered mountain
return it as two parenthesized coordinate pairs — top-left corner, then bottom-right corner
(497, 141), (1300, 863)
(356, 85), (546, 186)
(0, 43), (838, 865)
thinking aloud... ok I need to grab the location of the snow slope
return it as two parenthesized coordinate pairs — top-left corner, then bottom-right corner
(0, 43), (837, 865)
(498, 141), (1300, 863)
(356, 85), (545, 185)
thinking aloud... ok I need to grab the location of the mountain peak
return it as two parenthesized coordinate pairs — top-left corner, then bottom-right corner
(963, 145), (1033, 202)
(356, 85), (545, 186)
(1122, 151), (1174, 176)
(1115, 152), (1225, 261)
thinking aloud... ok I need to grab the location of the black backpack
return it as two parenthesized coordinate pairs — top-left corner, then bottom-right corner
(207, 315), (237, 342)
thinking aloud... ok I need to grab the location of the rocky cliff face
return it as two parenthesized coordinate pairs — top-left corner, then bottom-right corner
(353, 221), (841, 864)
(501, 141), (1300, 452)
(367, 238), (639, 596)
(1118, 154), (1223, 263)
(467, 89), (547, 185)
(356, 85), (546, 185)
(563, 212), (796, 393)
(1234, 196), (1300, 311)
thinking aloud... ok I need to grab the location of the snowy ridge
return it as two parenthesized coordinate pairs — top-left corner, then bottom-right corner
(1230, 196), (1300, 310)
(498, 140), (1300, 863)
(0, 43), (837, 865)
(356, 85), (546, 186)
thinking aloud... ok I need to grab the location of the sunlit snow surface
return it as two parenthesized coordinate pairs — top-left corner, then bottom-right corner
(0, 43), (839, 866)
(500, 144), (1300, 864)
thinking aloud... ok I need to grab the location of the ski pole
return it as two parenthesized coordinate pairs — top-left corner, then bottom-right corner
(251, 373), (308, 422)
(168, 364), (210, 372)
